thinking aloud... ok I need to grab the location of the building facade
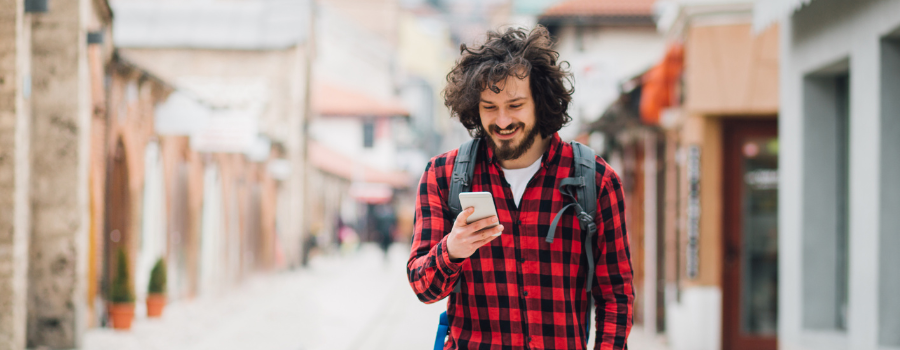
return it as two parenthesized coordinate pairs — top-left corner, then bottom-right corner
(1, 0), (113, 347)
(539, 0), (667, 141)
(0, 1), (313, 348)
(580, 2), (782, 349)
(756, 0), (900, 349)
(657, 4), (780, 350)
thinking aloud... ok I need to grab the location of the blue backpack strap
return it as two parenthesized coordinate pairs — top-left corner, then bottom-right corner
(434, 311), (450, 350)
(545, 141), (597, 347)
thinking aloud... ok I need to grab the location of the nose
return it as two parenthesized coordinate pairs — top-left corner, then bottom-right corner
(495, 109), (513, 129)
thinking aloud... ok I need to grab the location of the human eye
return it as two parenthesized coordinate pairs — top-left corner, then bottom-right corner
(482, 105), (496, 110)
(510, 104), (523, 109)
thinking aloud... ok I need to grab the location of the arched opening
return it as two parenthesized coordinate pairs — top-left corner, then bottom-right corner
(103, 140), (132, 310)
(136, 141), (167, 310)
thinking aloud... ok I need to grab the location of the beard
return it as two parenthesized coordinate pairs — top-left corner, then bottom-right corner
(486, 122), (541, 161)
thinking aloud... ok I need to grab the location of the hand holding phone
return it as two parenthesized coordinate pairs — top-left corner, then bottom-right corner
(458, 192), (500, 232)
(445, 192), (504, 260)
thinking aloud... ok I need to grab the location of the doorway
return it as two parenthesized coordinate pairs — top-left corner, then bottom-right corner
(104, 141), (131, 308)
(722, 119), (779, 350)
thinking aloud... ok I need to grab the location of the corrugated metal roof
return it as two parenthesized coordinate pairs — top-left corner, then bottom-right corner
(112, 0), (310, 50)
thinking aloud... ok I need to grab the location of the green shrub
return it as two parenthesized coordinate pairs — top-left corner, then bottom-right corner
(109, 248), (135, 303)
(148, 257), (166, 295)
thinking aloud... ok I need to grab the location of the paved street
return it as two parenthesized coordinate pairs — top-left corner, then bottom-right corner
(83, 243), (669, 350)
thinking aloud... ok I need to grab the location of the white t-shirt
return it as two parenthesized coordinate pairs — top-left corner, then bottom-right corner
(500, 156), (542, 208)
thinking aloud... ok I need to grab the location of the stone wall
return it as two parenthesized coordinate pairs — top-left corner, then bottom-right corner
(0, 1), (31, 349)
(27, 0), (91, 346)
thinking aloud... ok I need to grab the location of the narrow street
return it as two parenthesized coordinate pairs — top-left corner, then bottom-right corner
(83, 243), (668, 350)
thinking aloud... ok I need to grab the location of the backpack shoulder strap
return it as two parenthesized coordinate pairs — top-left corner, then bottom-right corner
(448, 138), (480, 216)
(571, 141), (598, 346)
(545, 141), (598, 244)
(544, 141), (598, 346)
(570, 141), (597, 225)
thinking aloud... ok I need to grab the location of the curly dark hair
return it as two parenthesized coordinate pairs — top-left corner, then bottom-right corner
(443, 26), (574, 139)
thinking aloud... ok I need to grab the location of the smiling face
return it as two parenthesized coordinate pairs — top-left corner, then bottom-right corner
(479, 76), (541, 162)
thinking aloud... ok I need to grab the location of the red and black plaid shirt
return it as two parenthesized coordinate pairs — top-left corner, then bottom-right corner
(407, 133), (633, 350)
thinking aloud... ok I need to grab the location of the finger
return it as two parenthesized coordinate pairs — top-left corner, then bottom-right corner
(483, 224), (503, 239)
(467, 216), (498, 233)
(455, 207), (475, 227)
(473, 230), (501, 246)
(474, 224), (503, 240)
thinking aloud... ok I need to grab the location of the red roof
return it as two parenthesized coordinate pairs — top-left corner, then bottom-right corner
(541, 0), (656, 18)
(312, 83), (408, 117)
(308, 141), (410, 188)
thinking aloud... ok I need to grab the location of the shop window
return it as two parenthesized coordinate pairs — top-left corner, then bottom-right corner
(879, 36), (900, 348)
(801, 62), (850, 331)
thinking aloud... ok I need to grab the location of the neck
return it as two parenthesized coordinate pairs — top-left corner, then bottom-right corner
(499, 135), (550, 169)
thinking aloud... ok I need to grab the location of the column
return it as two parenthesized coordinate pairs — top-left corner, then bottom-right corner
(0, 1), (31, 349)
(27, 0), (91, 347)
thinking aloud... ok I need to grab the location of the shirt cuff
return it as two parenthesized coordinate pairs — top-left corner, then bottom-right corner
(437, 237), (464, 276)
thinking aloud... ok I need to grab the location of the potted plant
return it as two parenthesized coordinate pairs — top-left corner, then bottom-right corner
(108, 248), (135, 330)
(146, 257), (167, 318)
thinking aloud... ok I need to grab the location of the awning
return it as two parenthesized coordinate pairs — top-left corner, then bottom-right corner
(308, 141), (410, 189)
(348, 182), (393, 204)
(639, 44), (683, 125)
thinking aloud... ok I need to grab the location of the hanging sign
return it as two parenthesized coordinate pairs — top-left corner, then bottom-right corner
(686, 145), (701, 279)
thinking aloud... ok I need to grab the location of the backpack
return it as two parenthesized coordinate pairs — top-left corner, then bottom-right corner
(433, 138), (599, 350)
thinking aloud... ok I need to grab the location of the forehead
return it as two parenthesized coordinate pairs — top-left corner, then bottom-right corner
(480, 75), (531, 102)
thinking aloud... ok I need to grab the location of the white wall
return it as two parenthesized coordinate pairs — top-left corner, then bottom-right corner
(780, 0), (900, 349)
(199, 164), (225, 296)
(315, 5), (396, 101)
(309, 116), (403, 172)
(666, 287), (722, 350)
(137, 142), (167, 315)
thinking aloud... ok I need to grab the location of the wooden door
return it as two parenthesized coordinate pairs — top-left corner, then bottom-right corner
(104, 141), (131, 303)
(722, 119), (779, 350)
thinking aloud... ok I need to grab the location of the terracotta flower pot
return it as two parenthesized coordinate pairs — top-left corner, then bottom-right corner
(146, 294), (166, 318)
(108, 303), (135, 330)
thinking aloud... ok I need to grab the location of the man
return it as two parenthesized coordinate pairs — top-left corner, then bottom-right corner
(407, 26), (633, 350)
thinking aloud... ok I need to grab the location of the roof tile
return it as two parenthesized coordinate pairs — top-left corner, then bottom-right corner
(541, 0), (657, 18)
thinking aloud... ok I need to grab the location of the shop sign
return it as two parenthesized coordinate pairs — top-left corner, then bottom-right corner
(686, 145), (701, 279)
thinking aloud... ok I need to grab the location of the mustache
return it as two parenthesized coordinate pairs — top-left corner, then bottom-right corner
(489, 123), (525, 135)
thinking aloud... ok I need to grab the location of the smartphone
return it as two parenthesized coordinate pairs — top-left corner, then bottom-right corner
(458, 192), (500, 235)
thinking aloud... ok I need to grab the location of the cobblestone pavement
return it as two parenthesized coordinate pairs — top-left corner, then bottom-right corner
(82, 243), (670, 350)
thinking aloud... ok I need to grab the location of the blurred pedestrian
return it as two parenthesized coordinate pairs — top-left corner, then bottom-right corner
(375, 204), (396, 261)
(407, 26), (633, 350)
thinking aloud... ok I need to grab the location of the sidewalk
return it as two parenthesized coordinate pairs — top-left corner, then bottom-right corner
(82, 243), (670, 350)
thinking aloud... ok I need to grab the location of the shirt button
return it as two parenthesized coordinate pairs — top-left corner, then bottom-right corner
(523, 291), (529, 296)
(516, 220), (522, 225)
(519, 256), (525, 263)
